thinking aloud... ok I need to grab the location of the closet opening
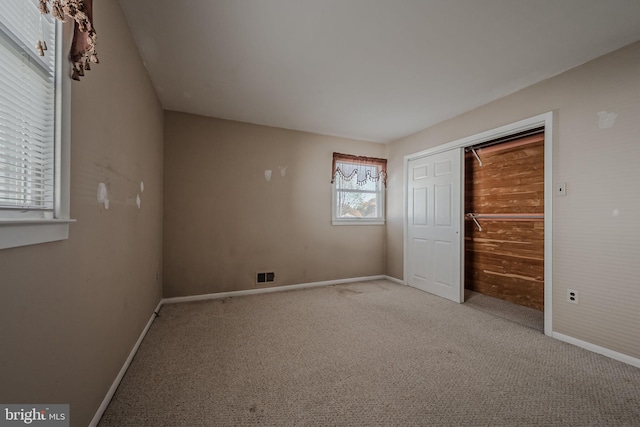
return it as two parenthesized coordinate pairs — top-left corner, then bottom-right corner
(464, 128), (545, 315)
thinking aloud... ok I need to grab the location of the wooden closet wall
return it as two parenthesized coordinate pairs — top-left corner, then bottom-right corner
(464, 133), (544, 311)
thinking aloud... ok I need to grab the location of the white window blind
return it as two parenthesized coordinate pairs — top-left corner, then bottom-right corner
(0, 0), (57, 211)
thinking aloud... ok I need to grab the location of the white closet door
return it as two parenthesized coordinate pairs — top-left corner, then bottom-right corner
(407, 149), (463, 303)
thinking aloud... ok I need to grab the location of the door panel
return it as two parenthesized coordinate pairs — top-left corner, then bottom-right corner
(435, 184), (452, 226)
(434, 240), (454, 287)
(413, 165), (428, 180)
(412, 239), (429, 282)
(413, 188), (428, 225)
(434, 159), (452, 176)
(407, 149), (462, 302)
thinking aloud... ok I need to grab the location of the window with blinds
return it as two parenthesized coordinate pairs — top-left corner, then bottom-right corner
(0, 0), (57, 212)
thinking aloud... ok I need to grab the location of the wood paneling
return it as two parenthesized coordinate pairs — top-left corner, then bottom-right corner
(465, 137), (544, 311)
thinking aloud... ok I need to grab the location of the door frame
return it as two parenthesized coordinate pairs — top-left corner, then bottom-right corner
(403, 112), (554, 336)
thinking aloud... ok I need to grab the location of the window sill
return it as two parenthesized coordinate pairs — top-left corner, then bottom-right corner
(332, 219), (385, 226)
(0, 218), (76, 250)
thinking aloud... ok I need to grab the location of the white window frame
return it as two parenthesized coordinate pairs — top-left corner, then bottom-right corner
(332, 161), (386, 226)
(0, 12), (74, 250)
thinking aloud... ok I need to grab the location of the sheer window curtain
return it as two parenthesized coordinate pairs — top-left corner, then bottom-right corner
(331, 153), (387, 186)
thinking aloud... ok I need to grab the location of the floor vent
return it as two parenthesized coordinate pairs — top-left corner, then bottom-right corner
(256, 272), (275, 285)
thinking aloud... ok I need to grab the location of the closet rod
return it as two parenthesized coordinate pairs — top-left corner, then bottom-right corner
(465, 213), (543, 231)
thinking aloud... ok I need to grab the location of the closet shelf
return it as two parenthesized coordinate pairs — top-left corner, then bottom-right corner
(465, 213), (544, 220)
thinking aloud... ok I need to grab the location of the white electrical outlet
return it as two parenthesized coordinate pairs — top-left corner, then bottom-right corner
(567, 289), (578, 304)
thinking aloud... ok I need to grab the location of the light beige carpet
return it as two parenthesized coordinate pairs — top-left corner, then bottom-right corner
(99, 280), (640, 426)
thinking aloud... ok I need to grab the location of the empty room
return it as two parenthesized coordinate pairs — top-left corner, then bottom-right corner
(1, 1), (640, 426)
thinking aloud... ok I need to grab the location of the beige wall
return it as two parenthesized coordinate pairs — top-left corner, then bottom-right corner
(163, 112), (385, 297)
(386, 42), (640, 359)
(0, 2), (164, 427)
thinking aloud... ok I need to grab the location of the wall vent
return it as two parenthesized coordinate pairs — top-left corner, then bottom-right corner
(256, 272), (275, 285)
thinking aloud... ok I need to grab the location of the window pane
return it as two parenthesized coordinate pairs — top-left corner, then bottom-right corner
(337, 190), (379, 218)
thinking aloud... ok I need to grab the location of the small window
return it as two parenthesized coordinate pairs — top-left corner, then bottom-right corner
(0, 0), (72, 250)
(331, 153), (387, 225)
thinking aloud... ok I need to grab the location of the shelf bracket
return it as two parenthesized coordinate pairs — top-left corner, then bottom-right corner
(466, 213), (482, 232)
(471, 148), (483, 166)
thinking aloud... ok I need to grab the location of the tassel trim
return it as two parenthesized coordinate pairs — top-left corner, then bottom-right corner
(39, 0), (99, 81)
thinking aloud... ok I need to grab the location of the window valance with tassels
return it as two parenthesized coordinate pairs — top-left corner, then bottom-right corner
(331, 153), (387, 186)
(38, 0), (98, 80)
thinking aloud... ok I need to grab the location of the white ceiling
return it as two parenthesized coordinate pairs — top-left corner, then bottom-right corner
(118, 0), (640, 143)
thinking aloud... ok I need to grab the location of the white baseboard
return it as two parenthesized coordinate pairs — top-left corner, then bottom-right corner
(162, 275), (387, 305)
(552, 332), (640, 369)
(88, 300), (163, 427)
(384, 275), (405, 285)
